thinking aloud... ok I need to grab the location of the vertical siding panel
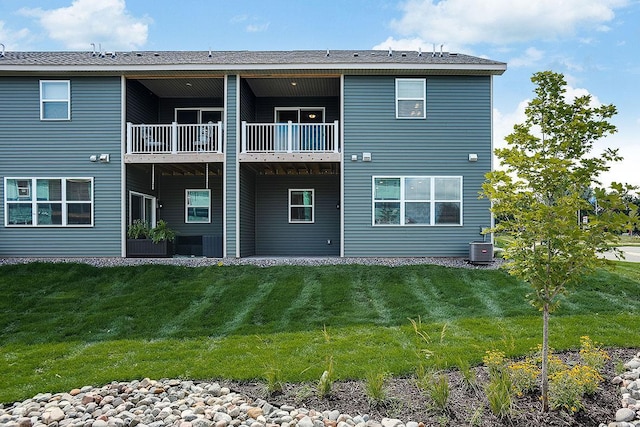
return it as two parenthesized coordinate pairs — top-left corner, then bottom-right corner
(0, 76), (122, 256)
(342, 75), (492, 257)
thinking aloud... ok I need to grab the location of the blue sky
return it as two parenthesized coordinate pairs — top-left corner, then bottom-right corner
(1, 0), (638, 187)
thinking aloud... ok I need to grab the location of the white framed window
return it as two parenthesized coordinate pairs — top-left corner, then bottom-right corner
(289, 189), (314, 223)
(40, 80), (70, 120)
(129, 191), (156, 227)
(4, 177), (93, 226)
(373, 176), (462, 226)
(396, 78), (426, 119)
(186, 189), (211, 223)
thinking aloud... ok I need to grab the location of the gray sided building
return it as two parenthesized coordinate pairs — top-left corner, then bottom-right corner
(0, 49), (506, 258)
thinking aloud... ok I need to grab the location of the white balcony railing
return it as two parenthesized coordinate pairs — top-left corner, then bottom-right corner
(126, 122), (223, 154)
(241, 121), (339, 153)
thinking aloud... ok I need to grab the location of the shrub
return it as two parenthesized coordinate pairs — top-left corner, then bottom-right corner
(127, 219), (150, 239)
(579, 336), (610, 371)
(508, 359), (539, 397)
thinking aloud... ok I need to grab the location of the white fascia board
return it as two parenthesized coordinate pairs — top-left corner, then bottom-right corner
(0, 62), (507, 75)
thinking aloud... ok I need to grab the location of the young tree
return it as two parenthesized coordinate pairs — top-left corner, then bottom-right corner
(482, 71), (633, 411)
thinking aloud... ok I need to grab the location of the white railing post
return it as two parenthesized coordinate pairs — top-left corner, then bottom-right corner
(287, 121), (293, 153)
(241, 121), (247, 153)
(333, 120), (339, 153)
(171, 122), (178, 154)
(217, 121), (223, 153)
(126, 122), (133, 153)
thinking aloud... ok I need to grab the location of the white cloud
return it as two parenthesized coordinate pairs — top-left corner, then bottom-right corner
(0, 21), (32, 50)
(382, 0), (629, 51)
(508, 47), (544, 68)
(20, 0), (149, 51)
(246, 23), (269, 33)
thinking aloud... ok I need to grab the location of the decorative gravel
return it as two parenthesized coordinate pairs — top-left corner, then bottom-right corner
(0, 256), (504, 269)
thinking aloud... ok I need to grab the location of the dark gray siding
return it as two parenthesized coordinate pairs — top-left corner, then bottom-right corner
(239, 167), (256, 257)
(225, 75), (237, 256)
(0, 76), (122, 256)
(343, 75), (493, 257)
(126, 80), (159, 123)
(156, 174), (223, 237)
(239, 79), (256, 122)
(255, 175), (340, 256)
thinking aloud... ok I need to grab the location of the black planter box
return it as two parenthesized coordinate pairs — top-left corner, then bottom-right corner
(126, 239), (173, 258)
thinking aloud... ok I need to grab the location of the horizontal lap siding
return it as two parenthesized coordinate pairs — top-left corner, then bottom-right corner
(343, 75), (492, 257)
(255, 175), (340, 256)
(0, 76), (122, 256)
(157, 175), (223, 237)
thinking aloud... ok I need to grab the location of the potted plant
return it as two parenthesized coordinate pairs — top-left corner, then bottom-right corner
(126, 219), (175, 257)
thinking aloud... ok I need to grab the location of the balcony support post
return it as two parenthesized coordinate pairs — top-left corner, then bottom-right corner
(126, 122), (133, 154)
(171, 122), (178, 154)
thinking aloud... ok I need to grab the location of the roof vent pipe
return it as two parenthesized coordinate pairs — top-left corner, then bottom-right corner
(326, 49), (330, 57)
(432, 43), (436, 57)
(440, 44), (444, 57)
(418, 47), (422, 57)
(208, 48), (212, 58)
(0, 43), (4, 58)
(388, 47), (392, 57)
(111, 51), (117, 58)
(91, 43), (96, 56)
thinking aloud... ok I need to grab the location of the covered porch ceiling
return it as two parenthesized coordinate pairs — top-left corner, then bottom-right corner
(131, 76), (339, 98)
(129, 163), (223, 176)
(243, 162), (340, 176)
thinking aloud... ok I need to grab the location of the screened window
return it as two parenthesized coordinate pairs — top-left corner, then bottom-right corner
(40, 80), (70, 120)
(4, 177), (93, 226)
(396, 78), (426, 119)
(289, 189), (314, 223)
(186, 189), (210, 223)
(373, 176), (462, 226)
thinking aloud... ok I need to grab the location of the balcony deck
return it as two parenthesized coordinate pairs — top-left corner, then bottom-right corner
(124, 122), (224, 163)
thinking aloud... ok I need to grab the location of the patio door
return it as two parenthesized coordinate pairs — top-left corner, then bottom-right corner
(175, 108), (223, 124)
(275, 108), (325, 151)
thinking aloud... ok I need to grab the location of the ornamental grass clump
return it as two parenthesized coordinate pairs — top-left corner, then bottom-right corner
(365, 371), (389, 406)
(482, 350), (514, 418)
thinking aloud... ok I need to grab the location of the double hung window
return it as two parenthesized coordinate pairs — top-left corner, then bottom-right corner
(5, 177), (93, 226)
(40, 80), (70, 120)
(373, 176), (462, 226)
(289, 189), (314, 223)
(396, 78), (426, 119)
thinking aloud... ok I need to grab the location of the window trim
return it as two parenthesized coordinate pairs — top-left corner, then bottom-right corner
(372, 176), (463, 226)
(289, 188), (315, 224)
(40, 80), (71, 121)
(4, 177), (94, 227)
(395, 78), (426, 119)
(185, 189), (211, 224)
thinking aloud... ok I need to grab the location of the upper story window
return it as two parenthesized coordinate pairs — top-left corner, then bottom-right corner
(373, 176), (462, 226)
(4, 177), (93, 227)
(40, 80), (70, 120)
(185, 189), (211, 223)
(396, 78), (426, 119)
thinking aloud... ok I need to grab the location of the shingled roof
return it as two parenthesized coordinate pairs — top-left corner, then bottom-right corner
(0, 49), (506, 75)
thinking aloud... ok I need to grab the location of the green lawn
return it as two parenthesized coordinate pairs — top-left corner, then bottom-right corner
(1, 261), (639, 403)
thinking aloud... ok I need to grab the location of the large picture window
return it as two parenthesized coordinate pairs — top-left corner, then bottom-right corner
(289, 189), (314, 223)
(373, 176), (462, 226)
(40, 80), (70, 120)
(4, 177), (93, 226)
(396, 78), (426, 119)
(185, 189), (210, 223)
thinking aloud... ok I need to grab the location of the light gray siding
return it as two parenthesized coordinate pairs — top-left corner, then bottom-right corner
(255, 175), (340, 256)
(225, 75), (238, 256)
(342, 75), (492, 257)
(0, 76), (122, 256)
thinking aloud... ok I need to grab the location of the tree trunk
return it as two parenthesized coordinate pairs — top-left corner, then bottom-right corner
(541, 303), (550, 412)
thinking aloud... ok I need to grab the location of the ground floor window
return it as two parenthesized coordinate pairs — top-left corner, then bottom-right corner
(186, 189), (211, 223)
(373, 176), (462, 226)
(129, 191), (156, 227)
(4, 177), (93, 226)
(289, 189), (314, 223)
